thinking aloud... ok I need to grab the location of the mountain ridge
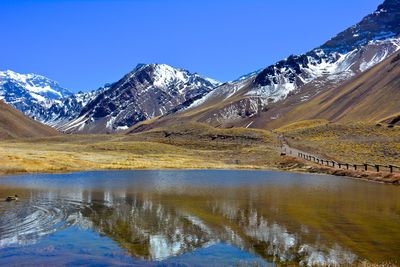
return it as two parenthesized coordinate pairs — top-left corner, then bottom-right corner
(2, 0), (400, 134)
(0, 64), (220, 134)
(127, 0), (400, 132)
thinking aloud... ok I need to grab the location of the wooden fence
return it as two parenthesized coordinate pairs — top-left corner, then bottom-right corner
(297, 152), (400, 174)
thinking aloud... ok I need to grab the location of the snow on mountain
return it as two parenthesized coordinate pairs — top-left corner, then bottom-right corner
(0, 70), (71, 102)
(0, 69), (106, 129)
(179, 0), (400, 126)
(43, 87), (108, 128)
(4, 0), (400, 132)
(247, 37), (400, 103)
(58, 64), (221, 133)
(0, 70), (72, 121)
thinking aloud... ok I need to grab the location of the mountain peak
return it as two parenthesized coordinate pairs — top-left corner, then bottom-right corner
(133, 63), (184, 73)
(65, 63), (221, 133)
(379, 0), (400, 10)
(321, 0), (400, 53)
(132, 63), (148, 72)
(126, 63), (220, 89)
(0, 70), (71, 99)
(1, 69), (35, 80)
(0, 69), (72, 123)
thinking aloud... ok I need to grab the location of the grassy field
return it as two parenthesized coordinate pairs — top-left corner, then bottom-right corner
(0, 123), (283, 176)
(2, 120), (400, 185)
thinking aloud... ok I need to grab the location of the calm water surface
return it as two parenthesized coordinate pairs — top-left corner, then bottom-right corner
(0, 170), (399, 266)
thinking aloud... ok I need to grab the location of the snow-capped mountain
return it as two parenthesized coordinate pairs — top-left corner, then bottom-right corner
(4, 0), (399, 133)
(59, 64), (220, 133)
(0, 65), (219, 134)
(174, 0), (400, 127)
(0, 70), (72, 121)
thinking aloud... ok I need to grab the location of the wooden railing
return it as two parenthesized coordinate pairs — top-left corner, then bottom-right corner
(297, 152), (400, 174)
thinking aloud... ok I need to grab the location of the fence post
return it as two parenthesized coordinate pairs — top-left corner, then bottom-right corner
(346, 164), (349, 170)
(338, 163), (341, 168)
(364, 164), (368, 171)
(332, 161), (336, 168)
(375, 165), (380, 172)
(354, 165), (357, 171)
(389, 165), (393, 173)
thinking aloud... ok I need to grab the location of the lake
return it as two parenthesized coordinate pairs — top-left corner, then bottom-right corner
(0, 170), (399, 266)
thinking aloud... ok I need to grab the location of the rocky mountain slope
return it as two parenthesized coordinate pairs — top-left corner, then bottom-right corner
(132, 0), (400, 131)
(43, 87), (107, 128)
(59, 64), (220, 133)
(258, 52), (400, 128)
(0, 100), (58, 139)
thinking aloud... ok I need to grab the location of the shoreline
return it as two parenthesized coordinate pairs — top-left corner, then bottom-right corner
(1, 159), (399, 185)
(278, 157), (400, 185)
(0, 127), (399, 185)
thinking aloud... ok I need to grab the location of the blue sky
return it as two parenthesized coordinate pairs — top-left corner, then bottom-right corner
(0, 0), (383, 92)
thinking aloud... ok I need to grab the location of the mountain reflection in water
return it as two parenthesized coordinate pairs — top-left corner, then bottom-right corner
(0, 170), (399, 266)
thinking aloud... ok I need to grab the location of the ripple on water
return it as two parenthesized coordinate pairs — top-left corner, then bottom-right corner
(0, 197), (93, 248)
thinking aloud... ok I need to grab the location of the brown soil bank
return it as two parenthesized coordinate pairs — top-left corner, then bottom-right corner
(278, 157), (400, 185)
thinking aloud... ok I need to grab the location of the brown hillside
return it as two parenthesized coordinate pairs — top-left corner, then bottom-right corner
(258, 52), (400, 129)
(0, 100), (59, 139)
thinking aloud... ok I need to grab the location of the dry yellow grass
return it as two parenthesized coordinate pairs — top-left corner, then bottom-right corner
(275, 119), (330, 133)
(0, 124), (282, 175)
(3, 121), (400, 185)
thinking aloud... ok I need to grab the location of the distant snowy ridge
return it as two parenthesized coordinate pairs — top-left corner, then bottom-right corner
(0, 70), (71, 103)
(0, 70), (72, 121)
